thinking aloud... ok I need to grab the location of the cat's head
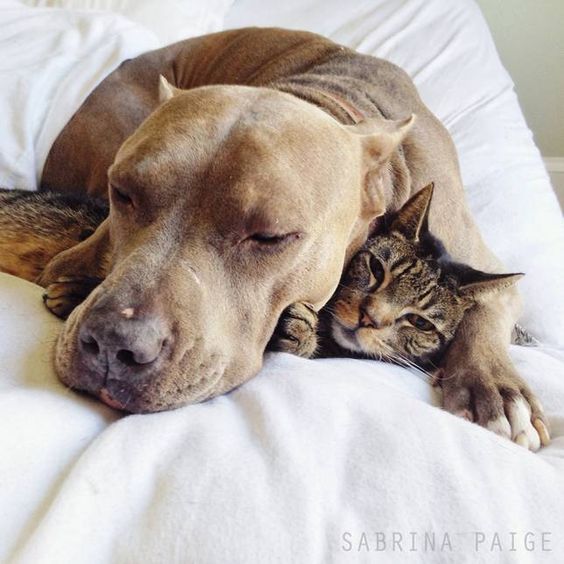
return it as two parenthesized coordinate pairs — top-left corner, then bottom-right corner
(330, 184), (522, 365)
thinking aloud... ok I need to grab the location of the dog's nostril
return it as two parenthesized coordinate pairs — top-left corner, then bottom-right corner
(116, 349), (138, 367)
(116, 339), (164, 367)
(80, 335), (100, 356)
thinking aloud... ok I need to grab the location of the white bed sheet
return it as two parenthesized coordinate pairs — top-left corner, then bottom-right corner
(1, 0), (563, 563)
(1, 275), (563, 563)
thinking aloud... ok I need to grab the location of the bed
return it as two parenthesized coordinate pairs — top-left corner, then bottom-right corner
(1, 0), (563, 562)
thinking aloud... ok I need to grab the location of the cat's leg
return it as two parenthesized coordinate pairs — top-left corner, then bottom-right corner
(37, 218), (111, 319)
(268, 302), (319, 358)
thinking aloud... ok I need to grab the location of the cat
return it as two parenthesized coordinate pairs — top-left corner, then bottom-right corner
(272, 183), (528, 369)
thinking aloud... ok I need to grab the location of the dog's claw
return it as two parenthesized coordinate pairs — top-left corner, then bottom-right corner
(533, 418), (550, 447)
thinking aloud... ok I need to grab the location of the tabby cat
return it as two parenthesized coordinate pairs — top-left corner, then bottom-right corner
(272, 183), (525, 368)
(327, 183), (524, 368)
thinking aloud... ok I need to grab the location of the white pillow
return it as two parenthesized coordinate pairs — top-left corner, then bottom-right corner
(21, 0), (235, 45)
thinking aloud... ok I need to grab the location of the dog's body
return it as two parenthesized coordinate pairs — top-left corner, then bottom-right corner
(6, 28), (545, 447)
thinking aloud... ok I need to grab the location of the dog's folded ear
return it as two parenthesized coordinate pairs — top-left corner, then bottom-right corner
(347, 114), (415, 166)
(346, 114), (415, 220)
(158, 75), (184, 103)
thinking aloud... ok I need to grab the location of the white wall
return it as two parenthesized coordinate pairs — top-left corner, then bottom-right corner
(476, 0), (564, 209)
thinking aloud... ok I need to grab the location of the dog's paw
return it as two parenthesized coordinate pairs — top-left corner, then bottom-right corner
(440, 357), (550, 451)
(269, 302), (319, 358)
(42, 276), (102, 319)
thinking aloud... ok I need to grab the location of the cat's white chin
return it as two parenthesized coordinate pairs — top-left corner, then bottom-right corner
(331, 321), (364, 353)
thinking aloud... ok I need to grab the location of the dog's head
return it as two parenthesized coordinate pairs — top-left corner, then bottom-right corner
(55, 80), (413, 412)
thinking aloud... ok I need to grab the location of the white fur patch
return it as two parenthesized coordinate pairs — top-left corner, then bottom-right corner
(506, 398), (541, 452)
(486, 416), (511, 439)
(454, 409), (473, 422)
(121, 307), (135, 319)
(331, 322), (363, 353)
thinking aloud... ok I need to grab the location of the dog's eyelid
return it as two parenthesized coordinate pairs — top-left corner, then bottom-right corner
(110, 184), (134, 207)
(244, 231), (303, 247)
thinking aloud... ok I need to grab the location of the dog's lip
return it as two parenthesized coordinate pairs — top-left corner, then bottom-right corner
(99, 388), (128, 411)
(93, 361), (228, 413)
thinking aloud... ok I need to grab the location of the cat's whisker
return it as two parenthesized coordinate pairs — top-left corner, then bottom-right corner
(322, 303), (337, 316)
(392, 356), (433, 383)
(324, 310), (346, 324)
(392, 351), (433, 379)
(337, 282), (362, 293)
(376, 341), (434, 383)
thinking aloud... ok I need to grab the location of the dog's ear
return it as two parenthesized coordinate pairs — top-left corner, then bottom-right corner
(348, 114), (415, 166)
(158, 75), (183, 103)
(346, 114), (415, 219)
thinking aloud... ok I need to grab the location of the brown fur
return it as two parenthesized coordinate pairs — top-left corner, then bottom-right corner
(0, 190), (106, 281)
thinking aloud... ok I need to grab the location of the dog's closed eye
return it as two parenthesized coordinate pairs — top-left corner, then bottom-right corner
(248, 232), (289, 244)
(110, 184), (134, 208)
(244, 231), (303, 250)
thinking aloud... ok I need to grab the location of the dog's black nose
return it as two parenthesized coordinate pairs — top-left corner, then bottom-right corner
(78, 311), (169, 372)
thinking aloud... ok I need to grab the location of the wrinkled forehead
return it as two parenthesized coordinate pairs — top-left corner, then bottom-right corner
(111, 86), (354, 206)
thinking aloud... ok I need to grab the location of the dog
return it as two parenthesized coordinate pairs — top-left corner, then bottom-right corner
(28, 28), (547, 448)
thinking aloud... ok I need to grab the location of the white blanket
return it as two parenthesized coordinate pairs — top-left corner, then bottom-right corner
(1, 0), (563, 562)
(0, 0), (159, 190)
(1, 275), (564, 563)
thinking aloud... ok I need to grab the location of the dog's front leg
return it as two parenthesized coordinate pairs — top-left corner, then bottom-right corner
(37, 218), (111, 319)
(439, 286), (550, 450)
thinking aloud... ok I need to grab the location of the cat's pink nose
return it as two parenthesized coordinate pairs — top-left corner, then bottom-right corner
(359, 308), (379, 329)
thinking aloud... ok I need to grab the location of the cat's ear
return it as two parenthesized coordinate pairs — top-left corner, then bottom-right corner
(159, 75), (183, 103)
(459, 270), (524, 301)
(345, 115), (415, 219)
(390, 182), (434, 241)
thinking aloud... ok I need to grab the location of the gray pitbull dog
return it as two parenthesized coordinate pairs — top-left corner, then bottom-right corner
(37, 28), (547, 449)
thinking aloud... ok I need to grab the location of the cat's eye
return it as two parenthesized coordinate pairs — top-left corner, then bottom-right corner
(404, 313), (435, 332)
(368, 255), (385, 287)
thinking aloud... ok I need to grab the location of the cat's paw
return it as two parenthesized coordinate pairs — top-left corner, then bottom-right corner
(269, 302), (319, 358)
(42, 276), (102, 319)
(440, 357), (550, 451)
